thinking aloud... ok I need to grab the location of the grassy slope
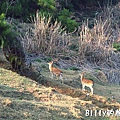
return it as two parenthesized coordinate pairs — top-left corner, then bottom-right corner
(0, 49), (120, 120)
(0, 62), (120, 120)
(0, 67), (81, 120)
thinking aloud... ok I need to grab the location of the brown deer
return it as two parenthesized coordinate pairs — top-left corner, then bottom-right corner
(47, 61), (63, 83)
(79, 72), (94, 95)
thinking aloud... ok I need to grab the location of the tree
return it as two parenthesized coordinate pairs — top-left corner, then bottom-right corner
(0, 0), (38, 21)
(0, 13), (10, 48)
(58, 9), (78, 32)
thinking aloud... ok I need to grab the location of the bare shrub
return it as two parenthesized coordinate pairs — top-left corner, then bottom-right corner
(78, 20), (111, 63)
(21, 11), (71, 56)
(78, 3), (120, 83)
(78, 4), (115, 64)
(104, 69), (120, 84)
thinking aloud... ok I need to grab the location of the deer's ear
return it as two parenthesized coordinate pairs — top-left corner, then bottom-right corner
(81, 71), (86, 74)
(53, 58), (59, 62)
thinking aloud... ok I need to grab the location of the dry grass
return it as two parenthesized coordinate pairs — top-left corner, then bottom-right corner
(1, 64), (120, 120)
(78, 3), (119, 65)
(0, 67), (89, 120)
(7, 3), (119, 59)
(78, 15), (113, 63)
(0, 50), (120, 120)
(8, 11), (72, 56)
(77, 2), (120, 84)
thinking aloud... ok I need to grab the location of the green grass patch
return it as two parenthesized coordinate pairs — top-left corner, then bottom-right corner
(113, 43), (120, 52)
(34, 59), (42, 63)
(43, 57), (52, 62)
(69, 66), (80, 71)
(69, 44), (79, 51)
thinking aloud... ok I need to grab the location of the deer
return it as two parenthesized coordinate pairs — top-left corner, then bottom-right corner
(47, 61), (63, 83)
(79, 72), (94, 95)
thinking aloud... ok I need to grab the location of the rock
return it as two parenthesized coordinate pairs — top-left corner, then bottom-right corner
(96, 71), (108, 83)
(0, 49), (11, 69)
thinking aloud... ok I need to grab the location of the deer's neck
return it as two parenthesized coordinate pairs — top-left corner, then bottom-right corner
(81, 74), (84, 82)
(49, 64), (53, 72)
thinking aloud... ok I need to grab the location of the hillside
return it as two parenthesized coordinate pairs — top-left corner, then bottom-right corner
(0, 51), (120, 120)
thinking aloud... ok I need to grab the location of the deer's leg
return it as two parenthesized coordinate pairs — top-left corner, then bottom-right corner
(90, 86), (93, 95)
(60, 73), (63, 84)
(50, 72), (54, 78)
(82, 84), (85, 91)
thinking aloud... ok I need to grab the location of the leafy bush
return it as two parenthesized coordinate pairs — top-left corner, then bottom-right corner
(59, 0), (73, 10)
(36, 0), (56, 18)
(0, 0), (78, 32)
(37, 1), (78, 32)
(0, 0), (38, 21)
(0, 14), (25, 71)
(37, 0), (56, 11)
(58, 9), (78, 32)
(0, 14), (11, 48)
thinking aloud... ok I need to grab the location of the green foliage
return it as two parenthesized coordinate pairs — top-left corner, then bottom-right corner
(59, 8), (71, 17)
(69, 66), (80, 71)
(38, 0), (56, 11)
(113, 43), (120, 52)
(0, 0), (78, 32)
(58, 9), (78, 32)
(37, 1), (78, 32)
(59, 0), (73, 11)
(0, 14), (11, 48)
(35, 59), (42, 63)
(43, 57), (52, 62)
(0, 14), (25, 70)
(0, 0), (56, 20)
(37, 0), (56, 16)
(69, 44), (78, 51)
(41, 64), (47, 69)
(0, 0), (38, 21)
